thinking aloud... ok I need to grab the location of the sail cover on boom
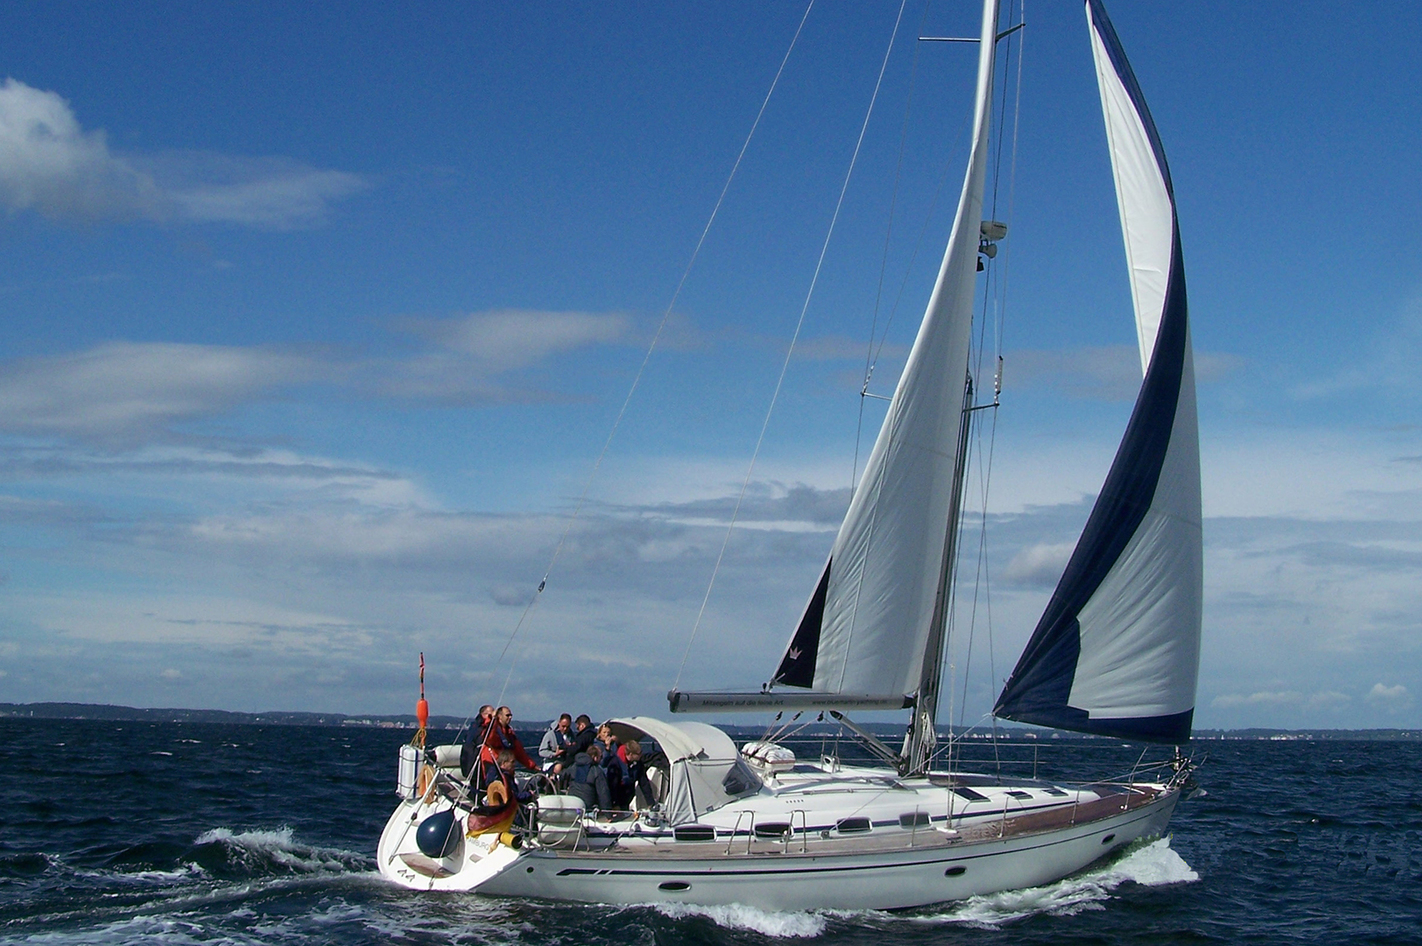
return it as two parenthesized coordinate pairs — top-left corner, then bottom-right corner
(993, 0), (1203, 744)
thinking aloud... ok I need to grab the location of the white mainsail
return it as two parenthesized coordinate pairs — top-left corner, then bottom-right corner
(993, 0), (1202, 742)
(767, 0), (1002, 702)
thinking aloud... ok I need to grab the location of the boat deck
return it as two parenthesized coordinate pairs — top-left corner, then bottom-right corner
(548, 783), (1167, 860)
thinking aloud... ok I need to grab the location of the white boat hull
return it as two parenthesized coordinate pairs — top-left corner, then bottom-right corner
(485, 793), (1176, 910)
(378, 773), (1182, 910)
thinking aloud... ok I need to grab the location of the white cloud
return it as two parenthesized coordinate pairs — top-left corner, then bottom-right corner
(151, 152), (366, 228)
(0, 342), (320, 443)
(1365, 682), (1411, 711)
(791, 334), (907, 363)
(0, 78), (163, 221)
(1306, 690), (1351, 709)
(1003, 345), (1242, 401)
(1210, 690), (1302, 709)
(399, 310), (631, 368)
(0, 78), (365, 228)
(369, 309), (634, 403)
(1003, 541), (1074, 586)
(1202, 429), (1422, 521)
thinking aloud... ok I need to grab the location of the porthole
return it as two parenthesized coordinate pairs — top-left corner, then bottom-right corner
(945, 865), (967, 877)
(1101, 833), (1116, 845)
(659, 881), (692, 891)
(525, 866), (534, 873)
(836, 817), (871, 834)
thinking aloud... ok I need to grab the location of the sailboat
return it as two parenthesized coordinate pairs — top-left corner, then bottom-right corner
(377, 0), (1203, 911)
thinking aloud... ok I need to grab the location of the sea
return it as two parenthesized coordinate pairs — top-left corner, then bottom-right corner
(1, 718), (1418, 945)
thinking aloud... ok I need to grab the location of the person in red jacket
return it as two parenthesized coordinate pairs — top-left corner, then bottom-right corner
(481, 705), (538, 771)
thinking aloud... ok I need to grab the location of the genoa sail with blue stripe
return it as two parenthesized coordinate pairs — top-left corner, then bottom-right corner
(993, 0), (1203, 744)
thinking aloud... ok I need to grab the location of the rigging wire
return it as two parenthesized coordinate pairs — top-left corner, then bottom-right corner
(486, 0), (819, 710)
(674, 0), (912, 691)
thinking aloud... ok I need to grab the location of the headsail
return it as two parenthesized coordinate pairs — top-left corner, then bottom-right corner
(993, 0), (1202, 743)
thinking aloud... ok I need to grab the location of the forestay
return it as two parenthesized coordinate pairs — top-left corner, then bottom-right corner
(993, 0), (1202, 743)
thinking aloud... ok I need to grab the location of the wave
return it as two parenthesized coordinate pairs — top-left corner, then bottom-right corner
(902, 836), (1198, 928)
(190, 827), (373, 877)
(650, 902), (827, 938)
(9, 828), (374, 894)
(0, 851), (61, 879)
(0, 900), (377, 946)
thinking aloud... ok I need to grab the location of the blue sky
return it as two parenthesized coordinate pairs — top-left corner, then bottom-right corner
(1, 1), (1418, 731)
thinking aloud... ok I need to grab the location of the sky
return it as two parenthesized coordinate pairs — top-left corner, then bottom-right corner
(1, 1), (1419, 732)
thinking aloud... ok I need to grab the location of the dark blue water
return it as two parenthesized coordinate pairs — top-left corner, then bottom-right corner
(1, 719), (1418, 944)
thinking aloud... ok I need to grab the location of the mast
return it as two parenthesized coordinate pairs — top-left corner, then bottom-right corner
(899, 0), (1002, 774)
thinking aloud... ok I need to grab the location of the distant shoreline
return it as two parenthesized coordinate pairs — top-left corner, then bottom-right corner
(2, 701), (1418, 740)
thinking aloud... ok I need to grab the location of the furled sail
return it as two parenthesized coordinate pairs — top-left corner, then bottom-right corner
(767, 0), (1002, 704)
(993, 0), (1202, 743)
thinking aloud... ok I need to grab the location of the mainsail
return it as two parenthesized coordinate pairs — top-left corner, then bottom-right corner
(768, 0), (1001, 705)
(670, 0), (1005, 718)
(993, 0), (1202, 743)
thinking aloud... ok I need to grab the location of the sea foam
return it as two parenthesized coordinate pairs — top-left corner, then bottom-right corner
(909, 836), (1198, 928)
(193, 827), (372, 875)
(651, 902), (828, 939)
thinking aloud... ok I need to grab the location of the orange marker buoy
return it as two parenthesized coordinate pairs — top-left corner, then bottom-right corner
(412, 652), (430, 748)
(417, 652), (429, 726)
